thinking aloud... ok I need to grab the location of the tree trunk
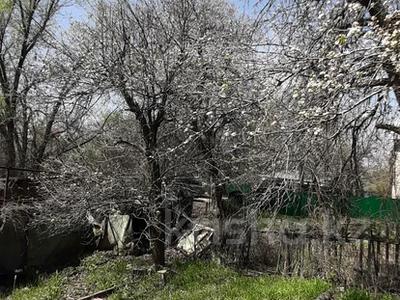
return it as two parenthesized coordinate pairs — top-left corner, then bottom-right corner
(123, 88), (167, 266)
(34, 101), (62, 167)
(210, 161), (226, 247)
(4, 120), (16, 169)
(147, 152), (165, 267)
(150, 207), (165, 267)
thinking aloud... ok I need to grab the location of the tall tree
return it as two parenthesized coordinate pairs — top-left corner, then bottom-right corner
(0, 0), (60, 168)
(76, 0), (259, 265)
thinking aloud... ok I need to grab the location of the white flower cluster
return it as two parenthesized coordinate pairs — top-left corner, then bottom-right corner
(347, 22), (362, 38)
(347, 2), (363, 15)
(380, 12), (400, 72)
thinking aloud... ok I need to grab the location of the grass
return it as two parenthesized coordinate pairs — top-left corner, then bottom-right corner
(5, 252), (400, 300)
(6, 273), (65, 300)
(339, 289), (398, 300)
(111, 260), (331, 300)
(162, 261), (329, 300)
(82, 253), (136, 290)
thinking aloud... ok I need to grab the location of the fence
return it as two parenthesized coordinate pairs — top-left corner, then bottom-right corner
(278, 193), (400, 221)
(254, 219), (400, 291)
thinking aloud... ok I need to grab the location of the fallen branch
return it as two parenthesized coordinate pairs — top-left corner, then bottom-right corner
(77, 286), (117, 300)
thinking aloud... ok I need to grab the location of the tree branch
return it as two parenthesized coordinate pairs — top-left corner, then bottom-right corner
(376, 123), (400, 135)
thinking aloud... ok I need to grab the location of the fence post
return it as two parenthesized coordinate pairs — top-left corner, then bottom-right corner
(396, 225), (400, 276)
(359, 239), (364, 272)
(3, 167), (10, 204)
(385, 224), (390, 274)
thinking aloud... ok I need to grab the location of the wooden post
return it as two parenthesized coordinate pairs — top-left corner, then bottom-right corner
(368, 239), (374, 287)
(194, 229), (198, 256)
(245, 227), (252, 264)
(276, 241), (282, 274)
(396, 224), (400, 276)
(308, 238), (312, 275)
(376, 240), (381, 277)
(385, 224), (390, 273)
(368, 227), (374, 268)
(285, 242), (291, 275)
(300, 243), (305, 277)
(359, 239), (364, 272)
(210, 177), (215, 209)
(158, 270), (168, 286)
(338, 243), (343, 281)
(3, 167), (10, 204)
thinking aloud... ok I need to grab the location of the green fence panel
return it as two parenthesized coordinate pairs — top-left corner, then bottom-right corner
(277, 194), (400, 221)
(226, 181), (400, 221)
(279, 192), (316, 217)
(226, 183), (252, 195)
(349, 196), (400, 221)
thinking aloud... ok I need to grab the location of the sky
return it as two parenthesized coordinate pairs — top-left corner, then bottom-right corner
(57, 0), (261, 29)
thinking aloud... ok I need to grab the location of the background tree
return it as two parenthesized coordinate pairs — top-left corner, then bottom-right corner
(0, 0), (60, 168)
(0, 0), (99, 172)
(246, 0), (400, 215)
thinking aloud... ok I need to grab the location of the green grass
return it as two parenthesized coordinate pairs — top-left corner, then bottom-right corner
(339, 289), (398, 300)
(7, 273), (65, 300)
(81, 252), (157, 300)
(111, 260), (331, 300)
(6, 253), (400, 300)
(162, 261), (330, 300)
(82, 253), (135, 290)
